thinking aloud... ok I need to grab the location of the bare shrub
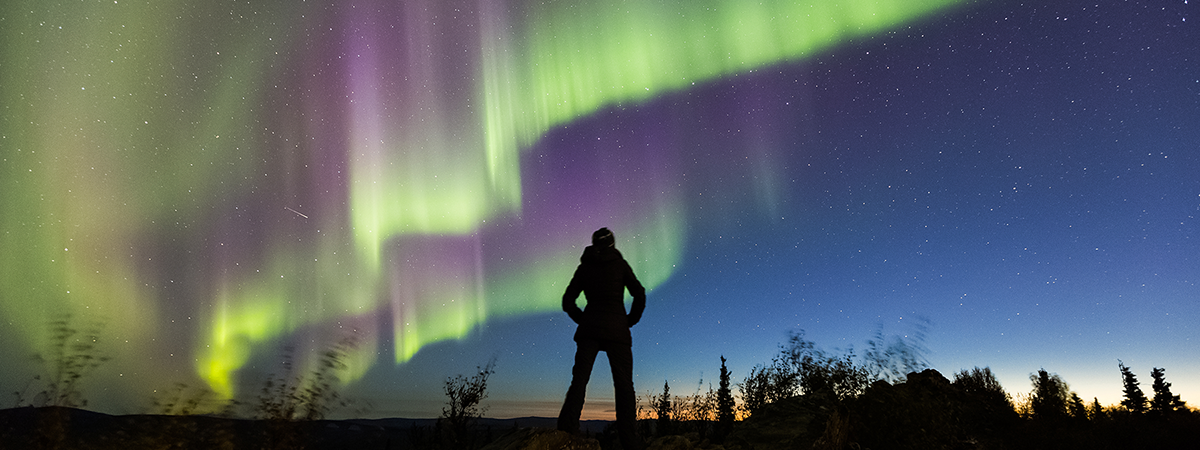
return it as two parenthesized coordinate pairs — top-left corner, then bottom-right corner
(438, 359), (496, 449)
(13, 314), (109, 408)
(254, 334), (358, 421)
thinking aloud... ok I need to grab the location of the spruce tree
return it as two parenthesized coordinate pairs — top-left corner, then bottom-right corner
(1089, 397), (1106, 421)
(1149, 367), (1185, 414)
(1069, 392), (1088, 421)
(653, 381), (673, 435)
(1118, 361), (1148, 414)
(717, 356), (736, 425)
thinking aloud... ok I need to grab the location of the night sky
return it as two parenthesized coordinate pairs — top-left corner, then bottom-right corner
(2, 0), (1196, 420)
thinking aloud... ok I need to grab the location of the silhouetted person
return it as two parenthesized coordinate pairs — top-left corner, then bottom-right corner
(558, 227), (646, 449)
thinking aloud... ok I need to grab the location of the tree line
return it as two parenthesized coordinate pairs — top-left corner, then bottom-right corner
(636, 327), (1196, 449)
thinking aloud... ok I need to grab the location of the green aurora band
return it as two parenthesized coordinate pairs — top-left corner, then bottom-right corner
(1, 0), (963, 403)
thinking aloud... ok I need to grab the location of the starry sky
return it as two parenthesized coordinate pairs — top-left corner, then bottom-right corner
(2, 0), (1197, 420)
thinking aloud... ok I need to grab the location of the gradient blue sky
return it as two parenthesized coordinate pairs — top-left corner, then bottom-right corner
(2, 0), (1196, 420)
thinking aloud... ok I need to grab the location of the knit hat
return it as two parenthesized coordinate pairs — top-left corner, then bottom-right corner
(592, 227), (615, 247)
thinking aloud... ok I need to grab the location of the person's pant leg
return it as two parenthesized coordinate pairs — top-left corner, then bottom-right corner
(558, 339), (600, 433)
(607, 343), (640, 449)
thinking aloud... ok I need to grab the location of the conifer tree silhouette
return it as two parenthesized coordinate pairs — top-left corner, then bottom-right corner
(715, 356), (735, 440)
(1090, 397), (1107, 421)
(652, 380), (673, 436)
(1068, 392), (1088, 420)
(1118, 361), (1148, 414)
(716, 356), (735, 426)
(1149, 367), (1185, 414)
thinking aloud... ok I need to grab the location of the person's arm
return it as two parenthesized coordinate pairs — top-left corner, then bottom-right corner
(624, 263), (646, 327)
(562, 267), (585, 324)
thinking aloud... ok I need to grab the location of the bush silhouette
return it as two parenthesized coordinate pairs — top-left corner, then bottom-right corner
(254, 335), (358, 421)
(13, 314), (110, 409)
(437, 359), (496, 449)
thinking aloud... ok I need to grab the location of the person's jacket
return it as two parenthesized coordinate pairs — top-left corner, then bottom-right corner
(562, 245), (646, 344)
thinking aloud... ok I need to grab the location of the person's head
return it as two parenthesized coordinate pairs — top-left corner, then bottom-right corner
(592, 227), (615, 248)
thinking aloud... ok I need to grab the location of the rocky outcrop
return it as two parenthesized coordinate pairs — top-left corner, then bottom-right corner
(479, 427), (600, 450)
(722, 393), (831, 450)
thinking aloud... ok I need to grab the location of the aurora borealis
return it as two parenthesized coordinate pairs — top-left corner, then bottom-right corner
(3, 0), (1198, 420)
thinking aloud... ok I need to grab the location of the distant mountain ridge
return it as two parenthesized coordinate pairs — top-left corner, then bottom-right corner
(349, 416), (612, 434)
